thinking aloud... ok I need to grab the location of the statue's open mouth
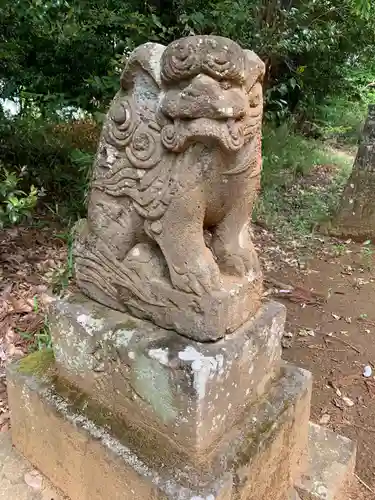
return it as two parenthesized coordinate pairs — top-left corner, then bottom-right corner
(161, 106), (261, 153)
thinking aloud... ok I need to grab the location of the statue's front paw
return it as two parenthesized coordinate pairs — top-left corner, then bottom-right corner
(218, 253), (247, 276)
(170, 254), (221, 295)
(213, 242), (259, 277)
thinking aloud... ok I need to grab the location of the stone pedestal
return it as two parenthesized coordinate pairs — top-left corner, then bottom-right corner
(6, 293), (356, 500)
(48, 294), (286, 456)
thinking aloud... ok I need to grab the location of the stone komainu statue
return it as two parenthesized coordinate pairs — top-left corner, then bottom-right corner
(74, 36), (265, 341)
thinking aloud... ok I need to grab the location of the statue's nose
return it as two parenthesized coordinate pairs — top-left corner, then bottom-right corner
(212, 93), (247, 119)
(182, 76), (246, 119)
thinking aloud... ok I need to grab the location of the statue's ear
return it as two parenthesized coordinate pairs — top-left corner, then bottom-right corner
(120, 43), (166, 91)
(244, 50), (265, 90)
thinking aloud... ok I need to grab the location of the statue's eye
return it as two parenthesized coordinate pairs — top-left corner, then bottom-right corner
(220, 81), (232, 91)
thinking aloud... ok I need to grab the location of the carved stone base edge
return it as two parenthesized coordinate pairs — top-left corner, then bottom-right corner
(7, 356), (314, 500)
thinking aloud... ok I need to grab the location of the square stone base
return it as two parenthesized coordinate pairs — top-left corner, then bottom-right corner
(7, 353), (311, 500)
(0, 431), (357, 500)
(49, 294), (286, 456)
(295, 423), (356, 500)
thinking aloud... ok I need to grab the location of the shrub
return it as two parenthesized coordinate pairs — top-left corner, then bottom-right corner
(0, 164), (40, 228)
(0, 115), (97, 221)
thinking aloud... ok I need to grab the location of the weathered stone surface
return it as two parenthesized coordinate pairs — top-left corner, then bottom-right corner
(73, 35), (265, 341)
(328, 104), (375, 240)
(289, 489), (302, 500)
(49, 292), (286, 455)
(295, 423), (356, 500)
(0, 432), (65, 500)
(7, 355), (311, 500)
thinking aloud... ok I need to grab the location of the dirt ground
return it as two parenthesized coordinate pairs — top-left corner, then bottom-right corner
(1, 222), (375, 498)
(256, 229), (375, 499)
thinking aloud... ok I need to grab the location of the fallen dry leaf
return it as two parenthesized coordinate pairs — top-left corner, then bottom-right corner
(342, 396), (355, 407)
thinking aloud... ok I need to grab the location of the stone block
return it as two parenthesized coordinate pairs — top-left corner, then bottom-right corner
(295, 423), (356, 500)
(7, 353), (311, 500)
(49, 293), (286, 455)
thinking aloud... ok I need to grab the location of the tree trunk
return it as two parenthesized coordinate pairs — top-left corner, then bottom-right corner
(329, 104), (375, 240)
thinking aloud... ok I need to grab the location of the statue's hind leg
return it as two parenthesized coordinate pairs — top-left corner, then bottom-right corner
(73, 191), (146, 310)
(211, 174), (261, 278)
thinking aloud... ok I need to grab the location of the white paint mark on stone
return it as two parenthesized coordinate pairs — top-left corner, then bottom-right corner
(219, 107), (234, 116)
(76, 313), (104, 335)
(178, 346), (224, 399)
(132, 247), (141, 257)
(128, 351), (135, 360)
(148, 348), (169, 366)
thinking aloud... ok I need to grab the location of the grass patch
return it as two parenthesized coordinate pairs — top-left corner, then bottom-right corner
(255, 124), (353, 240)
(311, 96), (368, 148)
(50, 227), (75, 294)
(18, 296), (53, 353)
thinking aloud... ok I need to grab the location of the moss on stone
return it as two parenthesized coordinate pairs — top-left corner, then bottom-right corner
(17, 349), (55, 377)
(50, 374), (191, 474)
(113, 319), (137, 331)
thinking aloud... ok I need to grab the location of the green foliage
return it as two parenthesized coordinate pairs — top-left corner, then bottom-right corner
(302, 64), (375, 145)
(2, 0), (375, 117)
(50, 229), (75, 294)
(0, 0), (374, 230)
(309, 97), (367, 146)
(0, 114), (96, 220)
(176, 0), (375, 119)
(18, 297), (52, 353)
(0, 0), (168, 114)
(255, 124), (353, 238)
(0, 164), (40, 227)
(20, 321), (52, 352)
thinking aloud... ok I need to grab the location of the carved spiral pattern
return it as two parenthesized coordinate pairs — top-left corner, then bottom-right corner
(161, 36), (246, 84)
(161, 41), (200, 82)
(227, 121), (244, 151)
(105, 98), (138, 148)
(126, 123), (162, 169)
(160, 124), (181, 152)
